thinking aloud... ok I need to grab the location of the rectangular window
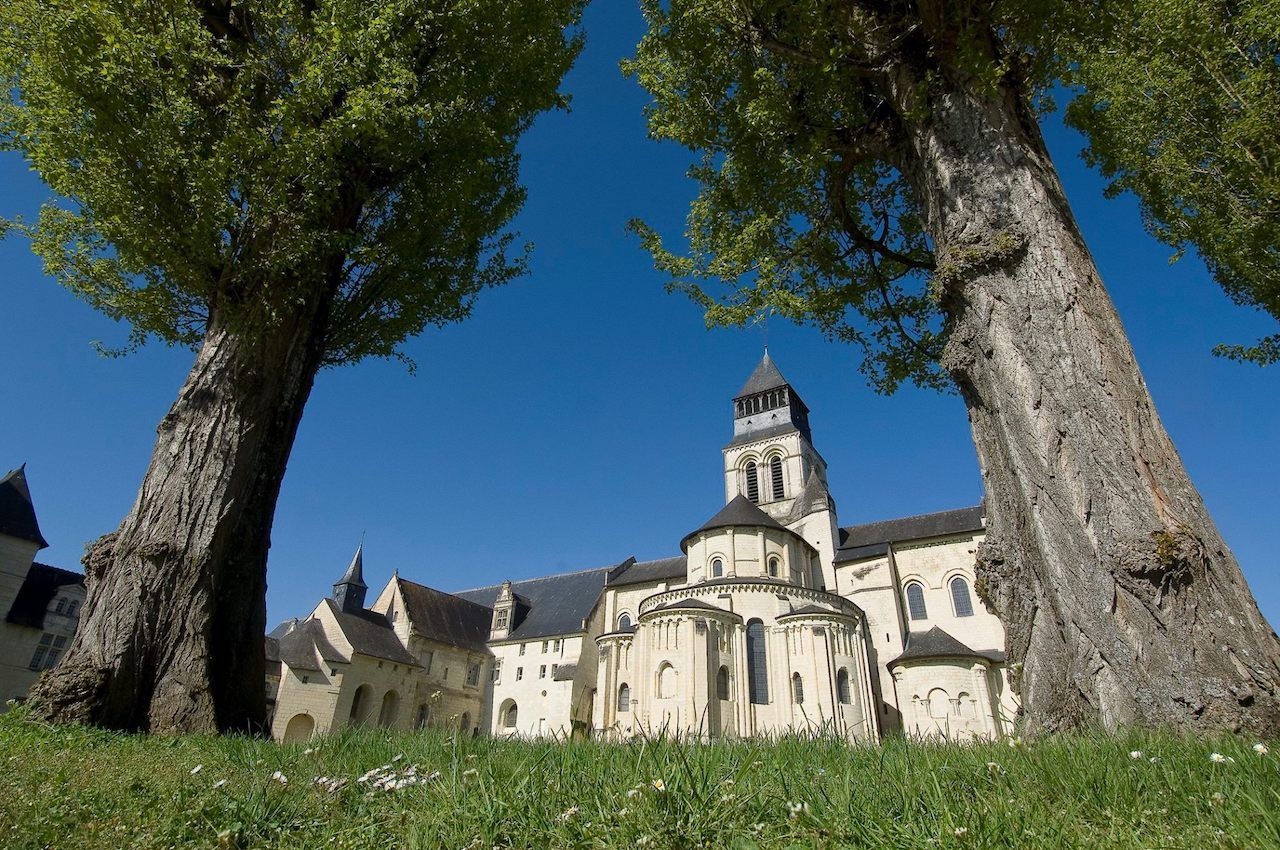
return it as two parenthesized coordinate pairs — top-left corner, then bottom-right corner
(466, 663), (480, 687)
(519, 643), (526, 656)
(551, 664), (558, 678)
(495, 609), (509, 630)
(423, 650), (434, 674)
(539, 664), (547, 679)
(516, 666), (524, 681)
(491, 660), (502, 684)
(541, 640), (548, 653)
(28, 633), (66, 671)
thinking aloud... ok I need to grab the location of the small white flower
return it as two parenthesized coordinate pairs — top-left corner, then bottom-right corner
(815, 768), (827, 777)
(651, 778), (666, 792)
(617, 808), (628, 818)
(1149, 756), (1160, 764)
(190, 764), (203, 775)
(270, 770), (288, 784)
(1254, 743), (1269, 755)
(954, 827), (969, 838)
(212, 779), (228, 789)
(1209, 752), (1234, 764)
(750, 823), (765, 835)
(303, 747), (317, 756)
(635, 838), (651, 847)
(985, 762), (1004, 776)
(1210, 792), (1226, 805)
(1007, 737), (1024, 750)
(785, 800), (809, 819)
(625, 787), (642, 799)
(557, 805), (580, 822)
(463, 768), (479, 779)
(1129, 751), (1143, 760)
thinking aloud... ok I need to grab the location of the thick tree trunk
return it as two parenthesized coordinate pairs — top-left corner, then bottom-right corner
(893, 70), (1280, 734)
(28, 295), (332, 734)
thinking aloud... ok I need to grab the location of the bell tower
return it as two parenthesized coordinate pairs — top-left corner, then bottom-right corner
(722, 352), (840, 590)
(332, 543), (368, 614)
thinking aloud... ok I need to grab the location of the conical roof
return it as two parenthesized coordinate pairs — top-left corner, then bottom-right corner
(681, 494), (791, 551)
(889, 626), (1006, 667)
(336, 543), (366, 588)
(736, 350), (789, 398)
(0, 464), (47, 548)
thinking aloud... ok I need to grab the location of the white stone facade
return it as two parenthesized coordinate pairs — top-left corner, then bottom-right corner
(269, 355), (1017, 742)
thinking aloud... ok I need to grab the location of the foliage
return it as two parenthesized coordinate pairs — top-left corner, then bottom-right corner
(1062, 0), (1280, 365)
(625, 1), (1280, 391)
(0, 0), (584, 364)
(1, 709), (1278, 849)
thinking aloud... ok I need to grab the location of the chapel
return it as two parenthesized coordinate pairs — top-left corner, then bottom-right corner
(268, 353), (1017, 742)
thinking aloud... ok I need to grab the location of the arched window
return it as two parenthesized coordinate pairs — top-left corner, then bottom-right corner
(460, 711), (471, 732)
(836, 668), (851, 704)
(349, 684), (371, 725)
(658, 663), (677, 698)
(378, 690), (400, 727)
(716, 665), (730, 700)
(769, 456), (784, 500)
(283, 713), (314, 742)
(792, 672), (804, 704)
(618, 612), (633, 632)
(746, 619), (769, 704)
(905, 582), (928, 620)
(415, 703), (429, 729)
(711, 557), (724, 578)
(927, 688), (950, 719)
(950, 576), (975, 617)
(618, 683), (631, 712)
(503, 701), (518, 728)
(744, 462), (760, 503)
(767, 556), (780, 578)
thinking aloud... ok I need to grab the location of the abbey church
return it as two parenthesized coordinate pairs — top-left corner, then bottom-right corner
(268, 354), (1017, 742)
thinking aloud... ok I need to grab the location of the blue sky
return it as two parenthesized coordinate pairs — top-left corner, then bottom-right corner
(1, 5), (1276, 629)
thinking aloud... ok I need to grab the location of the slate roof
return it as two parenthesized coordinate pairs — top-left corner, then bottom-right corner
(889, 627), (1005, 667)
(321, 599), (420, 666)
(264, 635), (282, 676)
(736, 351), (789, 398)
(0, 466), (48, 548)
(778, 604), (843, 618)
(682, 495), (798, 551)
(835, 504), (985, 563)
(607, 556), (687, 588)
(396, 578), (493, 652)
(275, 619), (344, 670)
(551, 663), (578, 682)
(454, 566), (613, 641)
(5, 563), (83, 629)
(653, 598), (729, 614)
(337, 544), (367, 589)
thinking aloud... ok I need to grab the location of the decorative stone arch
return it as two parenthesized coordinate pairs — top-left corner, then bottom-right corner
(348, 683), (373, 726)
(282, 713), (315, 743)
(927, 687), (951, 719)
(657, 662), (677, 699)
(708, 552), (727, 579)
(499, 698), (519, 730)
(616, 611), (634, 632)
(763, 450), (786, 501)
(378, 689), (400, 727)
(617, 682), (631, 712)
(737, 454), (762, 502)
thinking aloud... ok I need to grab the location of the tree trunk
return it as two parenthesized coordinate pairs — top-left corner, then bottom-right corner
(28, 294), (332, 734)
(892, 68), (1280, 735)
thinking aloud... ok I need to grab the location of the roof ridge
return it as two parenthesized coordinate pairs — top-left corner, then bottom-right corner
(841, 503), (983, 532)
(394, 575), (495, 612)
(450, 563), (614, 595)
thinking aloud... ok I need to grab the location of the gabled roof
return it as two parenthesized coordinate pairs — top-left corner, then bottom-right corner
(275, 619), (346, 671)
(736, 351), (789, 398)
(454, 566), (613, 641)
(889, 626), (1005, 667)
(681, 495), (796, 551)
(0, 465), (48, 548)
(607, 556), (687, 588)
(835, 505), (984, 563)
(321, 599), (420, 667)
(395, 578), (493, 653)
(551, 663), (578, 682)
(5, 563), (83, 629)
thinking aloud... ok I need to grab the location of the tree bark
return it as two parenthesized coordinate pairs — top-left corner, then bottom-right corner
(891, 67), (1280, 735)
(28, 293), (333, 734)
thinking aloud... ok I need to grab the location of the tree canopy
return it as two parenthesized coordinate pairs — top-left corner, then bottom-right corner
(626, 0), (1279, 388)
(1, 0), (585, 364)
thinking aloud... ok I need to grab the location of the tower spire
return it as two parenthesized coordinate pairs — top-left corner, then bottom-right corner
(333, 541), (368, 614)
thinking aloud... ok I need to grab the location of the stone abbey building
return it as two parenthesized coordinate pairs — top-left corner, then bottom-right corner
(268, 354), (1016, 742)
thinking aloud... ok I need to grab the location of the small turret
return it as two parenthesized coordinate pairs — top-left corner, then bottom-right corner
(332, 543), (367, 614)
(490, 579), (515, 639)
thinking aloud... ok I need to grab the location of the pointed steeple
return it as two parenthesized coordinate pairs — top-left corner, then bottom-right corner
(736, 349), (789, 397)
(0, 463), (48, 548)
(333, 543), (367, 614)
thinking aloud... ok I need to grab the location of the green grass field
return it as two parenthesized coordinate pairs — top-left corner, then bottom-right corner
(1, 709), (1276, 849)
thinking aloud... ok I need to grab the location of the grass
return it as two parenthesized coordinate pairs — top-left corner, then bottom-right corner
(1, 709), (1277, 849)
